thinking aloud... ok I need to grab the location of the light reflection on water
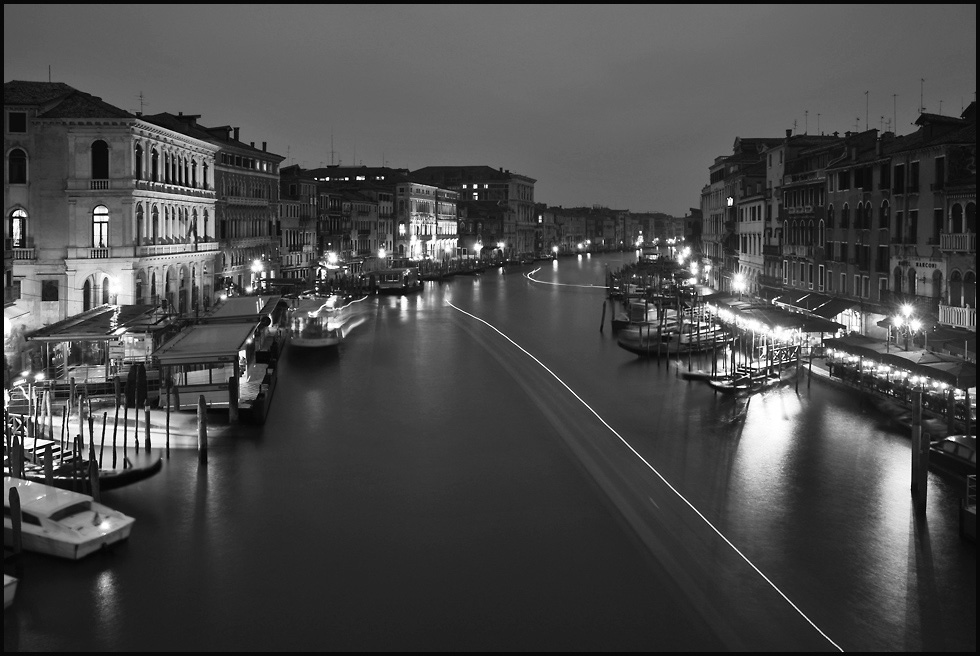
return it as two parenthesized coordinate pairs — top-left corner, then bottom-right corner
(4, 255), (974, 653)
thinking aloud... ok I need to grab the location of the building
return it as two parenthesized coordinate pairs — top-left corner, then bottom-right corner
(409, 166), (536, 259)
(4, 81), (222, 374)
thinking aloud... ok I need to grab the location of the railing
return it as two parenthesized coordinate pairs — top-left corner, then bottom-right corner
(939, 304), (977, 330)
(12, 247), (35, 260)
(90, 248), (110, 259)
(90, 179), (110, 190)
(940, 232), (976, 253)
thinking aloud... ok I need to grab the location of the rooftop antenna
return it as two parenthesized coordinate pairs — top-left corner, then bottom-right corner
(919, 78), (925, 113)
(855, 117), (861, 132)
(817, 113), (821, 134)
(48, 65), (51, 83)
(329, 131), (336, 166)
(792, 119), (797, 135)
(880, 115), (884, 131)
(893, 94), (898, 131)
(865, 91), (869, 130)
(939, 99), (943, 115)
(137, 91), (149, 114)
(804, 110), (808, 134)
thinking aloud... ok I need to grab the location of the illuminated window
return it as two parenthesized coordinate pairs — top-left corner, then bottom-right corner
(93, 205), (109, 247)
(9, 208), (27, 247)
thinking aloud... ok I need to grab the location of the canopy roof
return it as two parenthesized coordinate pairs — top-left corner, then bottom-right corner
(202, 295), (281, 324)
(153, 322), (257, 366)
(824, 333), (976, 390)
(25, 304), (176, 342)
(705, 293), (844, 334)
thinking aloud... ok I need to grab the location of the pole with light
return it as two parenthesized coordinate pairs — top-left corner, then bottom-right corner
(733, 272), (746, 300)
(893, 303), (921, 351)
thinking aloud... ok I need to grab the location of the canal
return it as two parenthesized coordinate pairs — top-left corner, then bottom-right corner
(4, 252), (976, 651)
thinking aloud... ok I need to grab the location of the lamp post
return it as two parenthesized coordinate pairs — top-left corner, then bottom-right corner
(893, 303), (921, 351)
(733, 272), (746, 300)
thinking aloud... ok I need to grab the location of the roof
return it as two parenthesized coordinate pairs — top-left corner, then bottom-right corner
(4, 80), (135, 120)
(705, 293), (844, 334)
(823, 334), (976, 390)
(24, 304), (173, 342)
(200, 295), (281, 323)
(153, 322), (258, 366)
(810, 297), (858, 320)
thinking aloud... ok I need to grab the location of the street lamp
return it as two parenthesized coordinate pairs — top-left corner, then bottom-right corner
(893, 303), (921, 351)
(733, 272), (746, 299)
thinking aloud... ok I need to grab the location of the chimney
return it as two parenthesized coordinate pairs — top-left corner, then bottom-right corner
(233, 127), (240, 141)
(250, 142), (254, 148)
(786, 129), (792, 138)
(262, 142), (267, 152)
(875, 139), (881, 156)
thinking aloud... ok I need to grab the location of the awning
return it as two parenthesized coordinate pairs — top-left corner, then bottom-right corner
(154, 322), (257, 366)
(799, 293), (832, 311)
(772, 289), (809, 309)
(824, 334), (976, 390)
(810, 297), (858, 319)
(4, 304), (30, 321)
(25, 304), (170, 342)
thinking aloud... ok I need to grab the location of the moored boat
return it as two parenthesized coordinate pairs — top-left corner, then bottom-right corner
(4, 475), (135, 560)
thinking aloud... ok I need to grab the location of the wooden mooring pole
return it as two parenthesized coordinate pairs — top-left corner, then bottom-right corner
(198, 394), (208, 464)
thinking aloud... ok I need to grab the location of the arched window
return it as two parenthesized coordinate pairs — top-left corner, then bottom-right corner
(101, 276), (111, 305)
(893, 266), (903, 294)
(827, 205), (835, 231)
(134, 143), (143, 180)
(966, 202), (977, 234)
(151, 206), (160, 243)
(191, 209), (198, 242)
(907, 268), (917, 296)
(83, 279), (93, 312)
(92, 205), (109, 248)
(864, 203), (872, 230)
(202, 162), (209, 190)
(841, 204), (850, 229)
(9, 208), (28, 247)
(203, 209), (209, 241)
(817, 219), (825, 246)
(151, 148), (160, 182)
(91, 140), (109, 179)
(878, 201), (889, 231)
(135, 203), (145, 245)
(191, 160), (198, 188)
(135, 273), (144, 304)
(8, 148), (27, 184)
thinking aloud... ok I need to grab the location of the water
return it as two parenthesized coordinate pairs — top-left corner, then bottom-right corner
(4, 253), (975, 651)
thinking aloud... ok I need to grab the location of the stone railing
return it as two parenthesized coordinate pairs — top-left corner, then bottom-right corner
(939, 304), (977, 330)
(940, 232), (976, 253)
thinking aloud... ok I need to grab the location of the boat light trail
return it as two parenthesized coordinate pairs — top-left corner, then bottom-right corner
(525, 267), (606, 289)
(446, 300), (842, 653)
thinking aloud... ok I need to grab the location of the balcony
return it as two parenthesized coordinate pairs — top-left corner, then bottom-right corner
(939, 304), (977, 330)
(90, 179), (110, 190)
(940, 232), (976, 253)
(12, 247), (36, 260)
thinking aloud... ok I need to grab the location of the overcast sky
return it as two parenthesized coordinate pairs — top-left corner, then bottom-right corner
(4, 4), (976, 216)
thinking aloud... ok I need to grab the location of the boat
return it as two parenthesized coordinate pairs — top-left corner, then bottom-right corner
(3, 475), (135, 560)
(373, 265), (423, 294)
(285, 295), (348, 348)
(707, 366), (799, 396)
(928, 434), (976, 478)
(6, 438), (163, 494)
(617, 320), (728, 357)
(4, 573), (16, 609)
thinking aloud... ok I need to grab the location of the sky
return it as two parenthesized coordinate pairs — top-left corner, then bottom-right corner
(4, 4), (976, 216)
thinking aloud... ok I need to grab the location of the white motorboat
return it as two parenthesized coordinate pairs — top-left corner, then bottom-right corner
(285, 295), (347, 348)
(3, 476), (135, 560)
